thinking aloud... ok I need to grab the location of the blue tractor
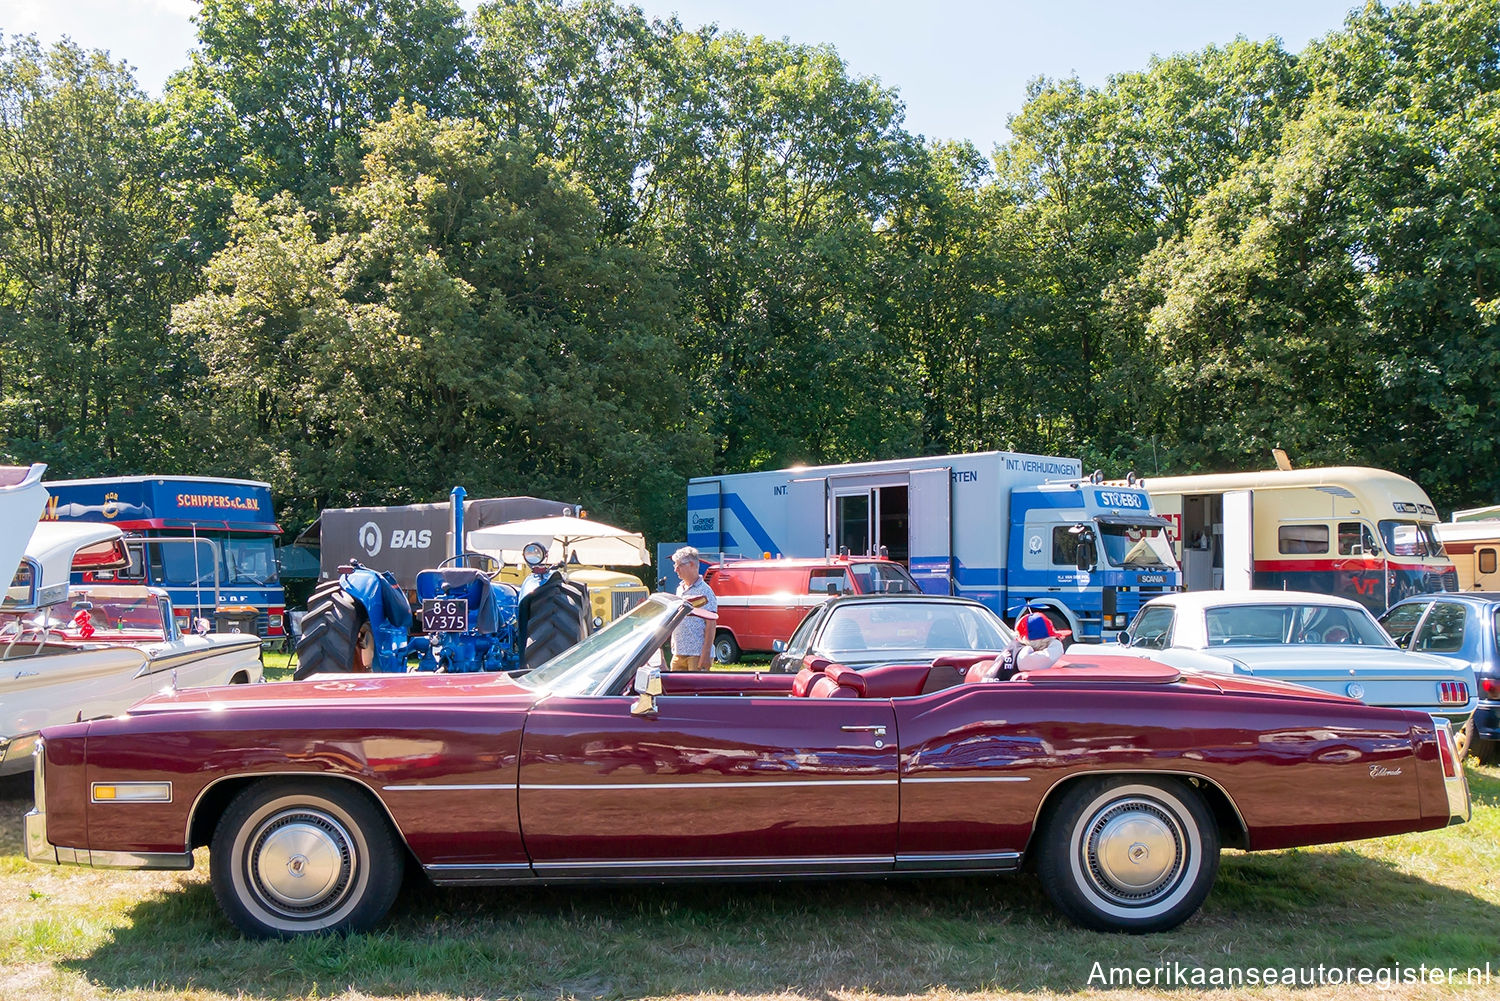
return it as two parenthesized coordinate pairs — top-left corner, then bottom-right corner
(293, 488), (591, 678)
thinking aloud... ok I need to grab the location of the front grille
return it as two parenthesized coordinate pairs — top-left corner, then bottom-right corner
(612, 588), (647, 620)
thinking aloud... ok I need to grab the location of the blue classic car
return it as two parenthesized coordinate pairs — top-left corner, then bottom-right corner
(1380, 593), (1500, 764)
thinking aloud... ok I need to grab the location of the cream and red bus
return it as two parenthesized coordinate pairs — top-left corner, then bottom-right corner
(1142, 466), (1457, 613)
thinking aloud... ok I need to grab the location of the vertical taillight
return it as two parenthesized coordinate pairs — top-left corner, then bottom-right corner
(1437, 722), (1460, 779)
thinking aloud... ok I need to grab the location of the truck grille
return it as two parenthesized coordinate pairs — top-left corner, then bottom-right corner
(613, 589), (647, 620)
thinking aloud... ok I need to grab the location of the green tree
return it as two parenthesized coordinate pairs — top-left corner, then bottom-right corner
(175, 104), (705, 539)
(0, 35), (191, 473)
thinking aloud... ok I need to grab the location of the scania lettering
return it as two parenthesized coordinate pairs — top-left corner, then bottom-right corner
(688, 452), (1181, 642)
(1142, 465), (1458, 613)
(41, 475), (286, 644)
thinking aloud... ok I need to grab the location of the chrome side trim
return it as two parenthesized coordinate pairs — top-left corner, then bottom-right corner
(423, 852), (1025, 886)
(383, 783), (512, 791)
(534, 854), (893, 870)
(903, 775), (1031, 784)
(55, 847), (194, 871)
(894, 851), (1022, 872)
(424, 863), (533, 884)
(519, 779), (899, 791)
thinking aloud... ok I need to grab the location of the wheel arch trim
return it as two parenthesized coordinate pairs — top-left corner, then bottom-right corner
(186, 770), (411, 855)
(1024, 768), (1249, 857)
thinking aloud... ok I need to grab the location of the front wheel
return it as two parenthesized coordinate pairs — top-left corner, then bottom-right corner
(713, 630), (741, 664)
(210, 779), (404, 939)
(1035, 777), (1219, 933)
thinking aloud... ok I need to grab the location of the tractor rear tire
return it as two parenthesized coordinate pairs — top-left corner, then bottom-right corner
(294, 582), (372, 680)
(520, 578), (590, 670)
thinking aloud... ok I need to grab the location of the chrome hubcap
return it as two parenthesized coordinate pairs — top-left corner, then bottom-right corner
(1085, 799), (1183, 903)
(250, 812), (354, 915)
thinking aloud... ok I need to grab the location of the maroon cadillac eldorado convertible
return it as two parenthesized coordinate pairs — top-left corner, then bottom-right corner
(26, 593), (1470, 938)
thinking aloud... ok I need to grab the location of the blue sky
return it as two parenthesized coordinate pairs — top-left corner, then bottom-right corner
(1, 0), (1366, 148)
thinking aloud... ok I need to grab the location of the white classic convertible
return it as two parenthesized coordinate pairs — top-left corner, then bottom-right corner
(1116, 589), (1478, 754)
(1, 465), (263, 774)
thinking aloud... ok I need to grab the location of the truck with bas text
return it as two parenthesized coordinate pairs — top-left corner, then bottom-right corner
(687, 451), (1181, 642)
(41, 475), (287, 644)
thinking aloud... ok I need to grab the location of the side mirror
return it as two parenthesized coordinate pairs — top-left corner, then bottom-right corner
(1116, 631), (1130, 645)
(772, 639), (786, 653)
(1075, 540), (1096, 572)
(631, 665), (664, 717)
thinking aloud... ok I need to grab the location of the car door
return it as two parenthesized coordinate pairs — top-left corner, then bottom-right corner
(516, 692), (898, 875)
(1379, 600), (1431, 649)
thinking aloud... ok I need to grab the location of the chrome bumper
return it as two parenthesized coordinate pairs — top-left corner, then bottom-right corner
(1434, 718), (1472, 826)
(25, 737), (193, 871)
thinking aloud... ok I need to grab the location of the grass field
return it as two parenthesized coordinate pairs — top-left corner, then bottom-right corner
(1, 671), (1496, 1000)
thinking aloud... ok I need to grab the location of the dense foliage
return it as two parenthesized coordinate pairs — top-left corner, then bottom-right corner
(3, 0), (1499, 546)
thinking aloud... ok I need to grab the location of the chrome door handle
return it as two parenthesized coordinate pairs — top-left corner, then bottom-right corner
(840, 724), (886, 736)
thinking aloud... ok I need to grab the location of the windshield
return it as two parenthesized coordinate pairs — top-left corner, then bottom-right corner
(850, 562), (920, 594)
(1203, 603), (1395, 647)
(1378, 520), (1444, 559)
(815, 601), (1014, 657)
(1097, 523), (1175, 569)
(146, 532), (280, 587)
(515, 594), (682, 696)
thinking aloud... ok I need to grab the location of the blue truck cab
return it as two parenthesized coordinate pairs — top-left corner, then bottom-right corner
(1008, 481), (1178, 640)
(40, 475), (287, 644)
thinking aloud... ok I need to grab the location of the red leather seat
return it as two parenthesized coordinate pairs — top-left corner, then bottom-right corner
(856, 663), (932, 698)
(792, 665), (825, 697)
(810, 664), (866, 698)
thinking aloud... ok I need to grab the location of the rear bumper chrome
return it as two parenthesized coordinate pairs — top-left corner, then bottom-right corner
(25, 737), (193, 871)
(1434, 718), (1472, 825)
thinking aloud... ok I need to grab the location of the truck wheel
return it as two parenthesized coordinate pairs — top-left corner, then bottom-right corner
(293, 582), (372, 679)
(1035, 777), (1219, 933)
(713, 630), (740, 664)
(210, 779), (403, 939)
(520, 578), (589, 669)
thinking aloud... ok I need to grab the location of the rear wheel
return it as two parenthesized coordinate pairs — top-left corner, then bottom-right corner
(210, 779), (403, 938)
(293, 582), (372, 679)
(1454, 716), (1475, 761)
(1473, 736), (1499, 766)
(1035, 777), (1219, 933)
(713, 630), (741, 664)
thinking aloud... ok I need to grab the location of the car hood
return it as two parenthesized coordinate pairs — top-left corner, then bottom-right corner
(125, 670), (538, 715)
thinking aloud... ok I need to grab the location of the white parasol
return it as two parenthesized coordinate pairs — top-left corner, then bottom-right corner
(467, 515), (648, 566)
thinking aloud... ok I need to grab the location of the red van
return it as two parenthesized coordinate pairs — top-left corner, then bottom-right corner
(703, 557), (920, 662)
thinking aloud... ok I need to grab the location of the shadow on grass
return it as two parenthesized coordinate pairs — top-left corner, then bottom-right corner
(64, 842), (1500, 999)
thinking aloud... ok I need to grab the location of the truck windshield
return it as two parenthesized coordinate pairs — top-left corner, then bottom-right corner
(1378, 520), (1444, 558)
(147, 532), (280, 586)
(850, 562), (919, 594)
(1097, 523), (1175, 569)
